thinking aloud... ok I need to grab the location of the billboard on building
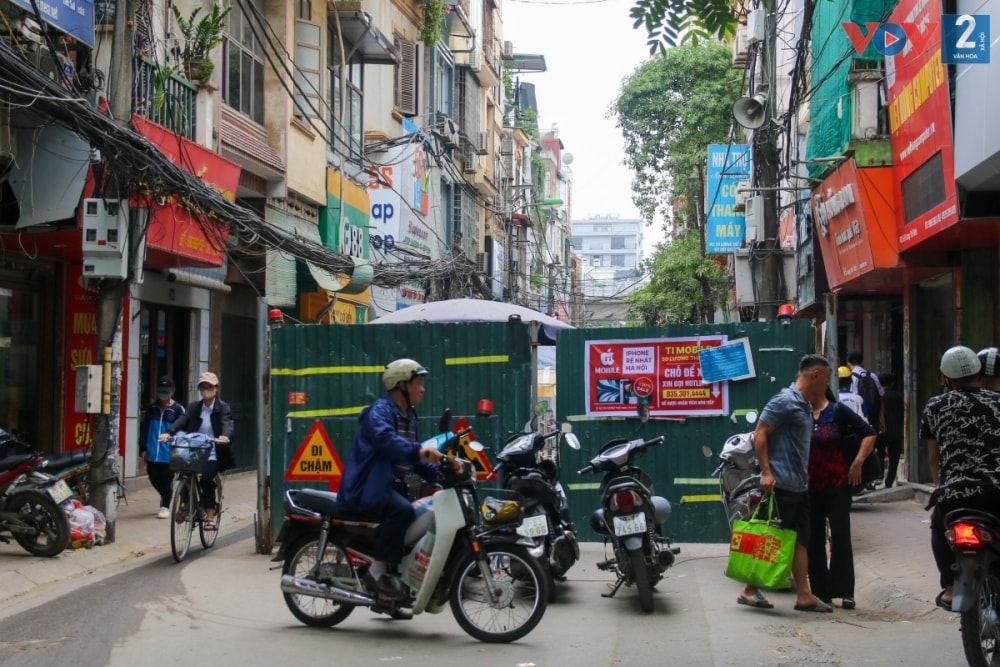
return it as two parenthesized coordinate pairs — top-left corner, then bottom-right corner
(705, 145), (751, 254)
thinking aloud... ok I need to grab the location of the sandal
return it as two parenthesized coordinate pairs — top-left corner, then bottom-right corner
(737, 592), (774, 609)
(203, 518), (217, 531)
(842, 598), (856, 610)
(935, 590), (952, 611)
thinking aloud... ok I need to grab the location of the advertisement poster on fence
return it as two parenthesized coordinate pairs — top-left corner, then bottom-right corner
(584, 336), (729, 418)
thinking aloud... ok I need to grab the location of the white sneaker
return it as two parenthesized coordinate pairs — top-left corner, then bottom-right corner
(157, 507), (170, 519)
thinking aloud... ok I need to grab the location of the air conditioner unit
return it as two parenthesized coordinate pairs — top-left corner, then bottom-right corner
(435, 116), (459, 148)
(502, 41), (514, 59)
(475, 251), (490, 274)
(745, 195), (764, 243)
(477, 131), (489, 155)
(734, 180), (751, 211)
(468, 51), (482, 72)
(732, 27), (749, 68)
(463, 146), (479, 173)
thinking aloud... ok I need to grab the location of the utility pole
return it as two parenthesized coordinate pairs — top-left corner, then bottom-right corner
(754, 0), (785, 321)
(85, 0), (137, 542)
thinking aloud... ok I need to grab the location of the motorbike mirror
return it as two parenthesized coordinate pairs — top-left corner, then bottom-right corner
(637, 396), (650, 423)
(563, 432), (581, 450)
(702, 445), (714, 458)
(438, 408), (453, 434)
(534, 400), (548, 416)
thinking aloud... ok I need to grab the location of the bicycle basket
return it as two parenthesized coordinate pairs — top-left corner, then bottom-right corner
(169, 436), (214, 475)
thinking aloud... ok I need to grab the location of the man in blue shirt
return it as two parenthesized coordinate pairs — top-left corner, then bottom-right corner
(338, 359), (443, 601)
(737, 354), (834, 613)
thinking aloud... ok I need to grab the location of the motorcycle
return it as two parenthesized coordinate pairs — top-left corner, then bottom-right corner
(944, 507), (1000, 667)
(491, 426), (581, 600)
(711, 432), (762, 527)
(0, 430), (73, 557)
(0, 428), (92, 503)
(577, 435), (678, 613)
(274, 421), (549, 643)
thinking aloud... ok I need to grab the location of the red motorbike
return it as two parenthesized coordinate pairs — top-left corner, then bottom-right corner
(0, 430), (73, 557)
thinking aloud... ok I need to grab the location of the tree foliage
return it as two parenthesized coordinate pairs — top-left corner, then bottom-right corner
(627, 233), (728, 324)
(630, 0), (743, 53)
(613, 41), (741, 325)
(610, 41), (741, 225)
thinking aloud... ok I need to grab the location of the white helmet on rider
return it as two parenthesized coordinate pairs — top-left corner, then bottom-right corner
(940, 346), (981, 380)
(382, 359), (428, 392)
(978, 347), (1000, 378)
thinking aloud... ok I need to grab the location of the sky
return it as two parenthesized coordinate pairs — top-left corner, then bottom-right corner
(501, 0), (661, 257)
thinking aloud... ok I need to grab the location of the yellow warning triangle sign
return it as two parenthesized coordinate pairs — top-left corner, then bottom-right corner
(284, 420), (344, 486)
(453, 417), (494, 481)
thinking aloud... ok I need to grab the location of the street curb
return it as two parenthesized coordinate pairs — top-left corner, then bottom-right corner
(851, 483), (916, 504)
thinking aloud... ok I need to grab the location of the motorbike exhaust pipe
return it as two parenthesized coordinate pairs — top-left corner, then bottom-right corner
(280, 574), (375, 605)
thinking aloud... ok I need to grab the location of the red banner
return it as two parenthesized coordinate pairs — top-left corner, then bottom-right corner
(132, 116), (241, 267)
(585, 336), (728, 417)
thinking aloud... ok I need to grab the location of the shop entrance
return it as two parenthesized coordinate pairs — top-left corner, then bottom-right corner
(138, 304), (191, 407)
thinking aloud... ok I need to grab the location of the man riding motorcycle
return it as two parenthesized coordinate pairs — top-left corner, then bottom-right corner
(336, 359), (444, 602)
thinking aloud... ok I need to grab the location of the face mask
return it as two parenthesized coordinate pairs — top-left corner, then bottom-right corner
(157, 391), (172, 401)
(200, 387), (216, 400)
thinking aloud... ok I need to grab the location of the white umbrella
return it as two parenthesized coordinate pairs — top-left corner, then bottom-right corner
(369, 298), (572, 337)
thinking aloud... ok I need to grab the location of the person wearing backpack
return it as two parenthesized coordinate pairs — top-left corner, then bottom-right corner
(847, 352), (884, 432)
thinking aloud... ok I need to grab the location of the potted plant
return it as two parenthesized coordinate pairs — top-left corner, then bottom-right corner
(171, 2), (233, 85)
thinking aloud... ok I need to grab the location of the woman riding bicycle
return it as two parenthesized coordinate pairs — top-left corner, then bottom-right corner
(160, 372), (235, 530)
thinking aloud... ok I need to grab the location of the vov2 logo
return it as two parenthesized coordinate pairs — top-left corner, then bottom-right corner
(841, 14), (990, 64)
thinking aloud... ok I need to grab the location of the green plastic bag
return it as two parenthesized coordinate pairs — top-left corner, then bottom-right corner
(724, 495), (795, 590)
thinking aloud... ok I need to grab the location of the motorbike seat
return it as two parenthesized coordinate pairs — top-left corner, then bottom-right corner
(944, 507), (1000, 525)
(0, 453), (36, 472)
(297, 488), (382, 524)
(43, 450), (89, 469)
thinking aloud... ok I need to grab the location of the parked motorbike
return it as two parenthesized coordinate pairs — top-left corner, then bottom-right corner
(944, 507), (1000, 667)
(0, 429), (73, 557)
(577, 435), (678, 613)
(0, 428), (92, 503)
(711, 432), (762, 527)
(491, 426), (581, 600)
(274, 420), (548, 643)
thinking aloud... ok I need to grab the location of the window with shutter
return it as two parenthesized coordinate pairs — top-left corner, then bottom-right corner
(394, 35), (417, 116)
(294, 20), (322, 119)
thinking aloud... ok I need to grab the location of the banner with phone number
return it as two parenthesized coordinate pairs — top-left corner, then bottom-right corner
(584, 336), (729, 417)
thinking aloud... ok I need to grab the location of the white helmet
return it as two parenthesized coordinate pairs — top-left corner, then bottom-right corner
(382, 359), (428, 391)
(978, 348), (1000, 378)
(940, 346), (981, 380)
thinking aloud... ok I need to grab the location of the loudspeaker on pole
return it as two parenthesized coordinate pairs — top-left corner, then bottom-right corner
(733, 95), (768, 130)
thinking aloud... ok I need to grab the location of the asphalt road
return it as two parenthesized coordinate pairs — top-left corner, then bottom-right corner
(0, 527), (965, 667)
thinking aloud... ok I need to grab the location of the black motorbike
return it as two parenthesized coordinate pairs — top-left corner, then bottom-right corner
(944, 507), (1000, 667)
(491, 427), (581, 600)
(577, 435), (678, 613)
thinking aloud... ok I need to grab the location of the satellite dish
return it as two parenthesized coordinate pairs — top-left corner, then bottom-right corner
(733, 95), (768, 130)
(562, 152), (574, 165)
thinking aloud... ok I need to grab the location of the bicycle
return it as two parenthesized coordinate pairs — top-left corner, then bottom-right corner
(166, 433), (225, 562)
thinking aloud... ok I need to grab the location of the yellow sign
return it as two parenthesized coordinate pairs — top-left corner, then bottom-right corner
(284, 420), (344, 486)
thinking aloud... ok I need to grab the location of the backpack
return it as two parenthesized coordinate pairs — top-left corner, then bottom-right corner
(855, 371), (882, 424)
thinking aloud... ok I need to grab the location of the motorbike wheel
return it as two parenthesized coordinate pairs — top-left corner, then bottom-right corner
(8, 491), (70, 557)
(960, 565), (1000, 667)
(450, 543), (547, 643)
(282, 535), (356, 627)
(628, 548), (654, 613)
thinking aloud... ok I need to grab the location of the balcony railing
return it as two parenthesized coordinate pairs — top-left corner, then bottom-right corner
(133, 58), (197, 141)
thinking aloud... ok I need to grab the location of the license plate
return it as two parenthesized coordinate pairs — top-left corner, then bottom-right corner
(613, 512), (647, 536)
(517, 514), (549, 538)
(47, 480), (73, 504)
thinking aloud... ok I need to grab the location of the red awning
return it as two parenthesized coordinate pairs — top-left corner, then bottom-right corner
(132, 116), (241, 268)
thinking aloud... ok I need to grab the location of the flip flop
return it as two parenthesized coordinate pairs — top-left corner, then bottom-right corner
(203, 519), (217, 531)
(935, 591), (952, 612)
(737, 592), (774, 609)
(794, 600), (834, 613)
(841, 598), (856, 610)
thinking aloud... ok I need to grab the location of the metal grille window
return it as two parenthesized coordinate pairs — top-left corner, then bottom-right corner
(433, 47), (453, 117)
(222, 0), (265, 123)
(134, 58), (196, 140)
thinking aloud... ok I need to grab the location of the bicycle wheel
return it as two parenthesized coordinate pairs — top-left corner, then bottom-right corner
(170, 476), (195, 562)
(199, 473), (223, 548)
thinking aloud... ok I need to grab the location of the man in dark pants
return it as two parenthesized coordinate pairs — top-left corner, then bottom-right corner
(337, 359), (444, 603)
(737, 354), (834, 613)
(876, 372), (903, 488)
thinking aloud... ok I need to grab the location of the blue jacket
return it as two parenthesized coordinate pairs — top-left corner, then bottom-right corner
(139, 401), (186, 464)
(337, 396), (437, 513)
